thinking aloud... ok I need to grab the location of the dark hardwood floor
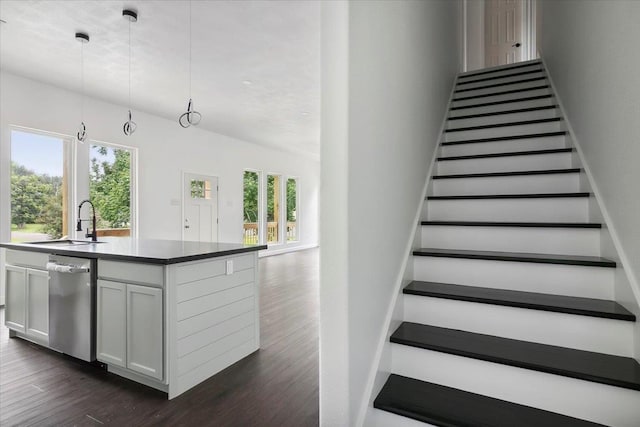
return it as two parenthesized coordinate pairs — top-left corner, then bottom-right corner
(0, 249), (319, 427)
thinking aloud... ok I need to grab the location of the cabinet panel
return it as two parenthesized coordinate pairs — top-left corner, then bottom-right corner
(97, 280), (127, 367)
(127, 284), (163, 380)
(26, 269), (49, 341)
(5, 265), (26, 332)
(99, 260), (163, 287)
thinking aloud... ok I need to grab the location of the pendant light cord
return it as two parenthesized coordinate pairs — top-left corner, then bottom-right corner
(128, 17), (132, 110)
(80, 41), (84, 121)
(189, 0), (192, 99)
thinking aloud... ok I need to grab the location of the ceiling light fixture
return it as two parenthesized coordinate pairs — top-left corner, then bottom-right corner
(179, 0), (201, 128)
(242, 80), (253, 85)
(75, 32), (90, 143)
(122, 8), (138, 136)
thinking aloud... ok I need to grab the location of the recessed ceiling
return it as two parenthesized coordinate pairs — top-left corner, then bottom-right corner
(0, 0), (320, 157)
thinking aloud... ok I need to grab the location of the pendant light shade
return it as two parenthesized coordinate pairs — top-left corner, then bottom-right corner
(179, 0), (201, 128)
(75, 32), (89, 142)
(123, 8), (138, 135)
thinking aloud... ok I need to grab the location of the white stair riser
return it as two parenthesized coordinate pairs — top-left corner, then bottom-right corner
(413, 256), (614, 299)
(366, 408), (437, 427)
(391, 345), (640, 427)
(427, 198), (589, 222)
(403, 295), (634, 357)
(420, 225), (600, 256)
(431, 173), (581, 196)
(437, 152), (572, 174)
(456, 71), (546, 90)
(452, 88), (551, 108)
(454, 79), (548, 98)
(446, 108), (559, 129)
(440, 135), (567, 157)
(449, 97), (555, 117)
(459, 63), (543, 80)
(443, 121), (563, 142)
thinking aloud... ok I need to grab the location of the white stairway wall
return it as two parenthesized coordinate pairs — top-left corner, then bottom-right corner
(539, 0), (640, 358)
(320, 1), (462, 425)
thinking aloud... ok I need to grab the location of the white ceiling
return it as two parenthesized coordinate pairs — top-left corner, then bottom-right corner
(0, 0), (320, 157)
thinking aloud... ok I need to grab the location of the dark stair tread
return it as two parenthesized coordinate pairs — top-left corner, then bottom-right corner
(433, 168), (580, 179)
(448, 105), (559, 120)
(444, 118), (562, 133)
(413, 248), (615, 268)
(404, 281), (635, 321)
(374, 374), (606, 427)
(453, 85), (550, 102)
(427, 192), (590, 200)
(455, 76), (547, 93)
(438, 147), (573, 161)
(421, 220), (601, 229)
(459, 61), (542, 79)
(457, 68), (546, 86)
(450, 94), (554, 111)
(391, 323), (640, 390)
(442, 131), (567, 146)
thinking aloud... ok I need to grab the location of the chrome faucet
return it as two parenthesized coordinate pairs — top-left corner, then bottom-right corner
(76, 199), (97, 242)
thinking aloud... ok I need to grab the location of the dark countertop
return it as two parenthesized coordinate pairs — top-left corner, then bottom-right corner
(0, 237), (267, 265)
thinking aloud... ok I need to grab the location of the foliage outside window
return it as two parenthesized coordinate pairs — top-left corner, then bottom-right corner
(266, 174), (280, 244)
(286, 178), (297, 241)
(89, 145), (131, 232)
(10, 131), (66, 242)
(243, 171), (259, 244)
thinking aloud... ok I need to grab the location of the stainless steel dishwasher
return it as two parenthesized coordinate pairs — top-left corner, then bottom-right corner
(46, 255), (97, 362)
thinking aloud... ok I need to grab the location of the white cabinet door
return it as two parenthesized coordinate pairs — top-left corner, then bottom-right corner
(126, 284), (163, 380)
(97, 279), (127, 367)
(5, 265), (26, 332)
(26, 268), (49, 341)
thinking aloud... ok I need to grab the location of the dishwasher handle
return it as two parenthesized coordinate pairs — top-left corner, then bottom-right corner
(46, 262), (90, 274)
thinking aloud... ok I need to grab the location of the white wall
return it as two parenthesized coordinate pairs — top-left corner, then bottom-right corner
(0, 71), (319, 303)
(539, 2), (640, 297)
(465, 0), (485, 71)
(320, 1), (461, 425)
(539, 0), (640, 356)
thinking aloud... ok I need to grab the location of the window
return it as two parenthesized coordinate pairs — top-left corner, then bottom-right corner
(89, 144), (133, 237)
(10, 130), (70, 242)
(266, 174), (281, 244)
(286, 178), (298, 242)
(243, 171), (260, 244)
(190, 179), (212, 199)
(243, 170), (300, 247)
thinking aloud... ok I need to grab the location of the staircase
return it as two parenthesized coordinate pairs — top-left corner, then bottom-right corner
(371, 60), (640, 426)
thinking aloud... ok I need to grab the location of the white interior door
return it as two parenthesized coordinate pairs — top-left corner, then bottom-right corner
(183, 173), (218, 242)
(485, 0), (524, 67)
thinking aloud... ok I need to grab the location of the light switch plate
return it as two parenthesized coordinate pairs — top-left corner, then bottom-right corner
(225, 260), (233, 275)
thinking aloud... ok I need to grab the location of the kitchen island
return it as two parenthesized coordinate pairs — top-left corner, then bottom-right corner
(0, 238), (266, 399)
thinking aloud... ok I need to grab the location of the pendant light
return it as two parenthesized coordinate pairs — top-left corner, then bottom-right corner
(123, 9), (138, 135)
(75, 32), (89, 142)
(179, 0), (201, 128)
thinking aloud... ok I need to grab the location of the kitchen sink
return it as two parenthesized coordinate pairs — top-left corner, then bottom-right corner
(28, 239), (105, 246)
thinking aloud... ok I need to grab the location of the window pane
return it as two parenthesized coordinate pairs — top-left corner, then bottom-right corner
(190, 179), (211, 199)
(267, 174), (281, 244)
(243, 171), (259, 244)
(286, 178), (297, 242)
(10, 130), (67, 242)
(89, 144), (131, 237)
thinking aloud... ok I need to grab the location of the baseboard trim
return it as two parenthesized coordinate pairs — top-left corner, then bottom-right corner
(258, 243), (318, 258)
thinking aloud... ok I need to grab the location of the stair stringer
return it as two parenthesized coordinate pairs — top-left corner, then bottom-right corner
(541, 55), (640, 361)
(357, 78), (459, 427)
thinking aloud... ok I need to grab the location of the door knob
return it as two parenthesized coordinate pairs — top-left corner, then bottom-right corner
(512, 42), (521, 48)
